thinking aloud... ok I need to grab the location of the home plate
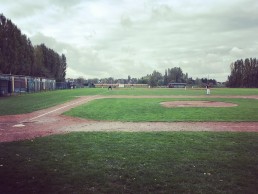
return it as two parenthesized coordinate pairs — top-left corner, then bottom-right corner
(13, 124), (25, 127)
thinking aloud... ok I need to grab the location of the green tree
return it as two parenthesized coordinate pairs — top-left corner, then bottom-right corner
(33, 44), (67, 81)
(149, 70), (163, 87)
(138, 76), (150, 84)
(164, 69), (168, 86)
(168, 67), (184, 83)
(227, 58), (258, 88)
(59, 54), (67, 81)
(127, 75), (131, 83)
(0, 14), (34, 75)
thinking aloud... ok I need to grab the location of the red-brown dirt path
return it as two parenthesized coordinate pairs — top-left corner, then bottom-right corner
(1, 95), (258, 142)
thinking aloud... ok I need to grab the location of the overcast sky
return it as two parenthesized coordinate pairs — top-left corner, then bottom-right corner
(1, 0), (258, 81)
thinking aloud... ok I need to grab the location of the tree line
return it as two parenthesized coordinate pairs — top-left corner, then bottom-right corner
(0, 14), (66, 81)
(227, 58), (258, 88)
(78, 67), (217, 88)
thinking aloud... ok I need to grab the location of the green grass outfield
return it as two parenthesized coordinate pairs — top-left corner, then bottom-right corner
(64, 97), (258, 122)
(105, 87), (258, 96)
(0, 87), (258, 115)
(1, 132), (258, 193)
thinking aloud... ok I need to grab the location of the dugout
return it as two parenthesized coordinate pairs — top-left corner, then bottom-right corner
(168, 83), (186, 88)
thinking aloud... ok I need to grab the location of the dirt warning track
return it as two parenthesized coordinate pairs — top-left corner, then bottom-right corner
(1, 95), (258, 142)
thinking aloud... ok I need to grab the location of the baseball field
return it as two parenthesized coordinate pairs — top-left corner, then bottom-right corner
(0, 87), (258, 193)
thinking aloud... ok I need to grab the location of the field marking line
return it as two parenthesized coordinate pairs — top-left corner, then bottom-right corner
(21, 91), (108, 123)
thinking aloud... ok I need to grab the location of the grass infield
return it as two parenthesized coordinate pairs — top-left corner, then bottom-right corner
(1, 132), (258, 193)
(64, 98), (258, 122)
(0, 87), (258, 115)
(106, 87), (258, 96)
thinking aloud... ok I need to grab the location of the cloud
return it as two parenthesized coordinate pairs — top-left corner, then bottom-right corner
(1, 0), (258, 81)
(66, 67), (87, 79)
(120, 15), (133, 28)
(230, 47), (243, 57)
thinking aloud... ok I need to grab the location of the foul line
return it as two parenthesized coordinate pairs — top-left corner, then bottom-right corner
(21, 91), (108, 123)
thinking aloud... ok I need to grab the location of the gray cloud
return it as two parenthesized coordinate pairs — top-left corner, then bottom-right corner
(1, 0), (258, 81)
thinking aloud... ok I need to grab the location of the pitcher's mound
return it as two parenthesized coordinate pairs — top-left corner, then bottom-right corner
(161, 101), (238, 108)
